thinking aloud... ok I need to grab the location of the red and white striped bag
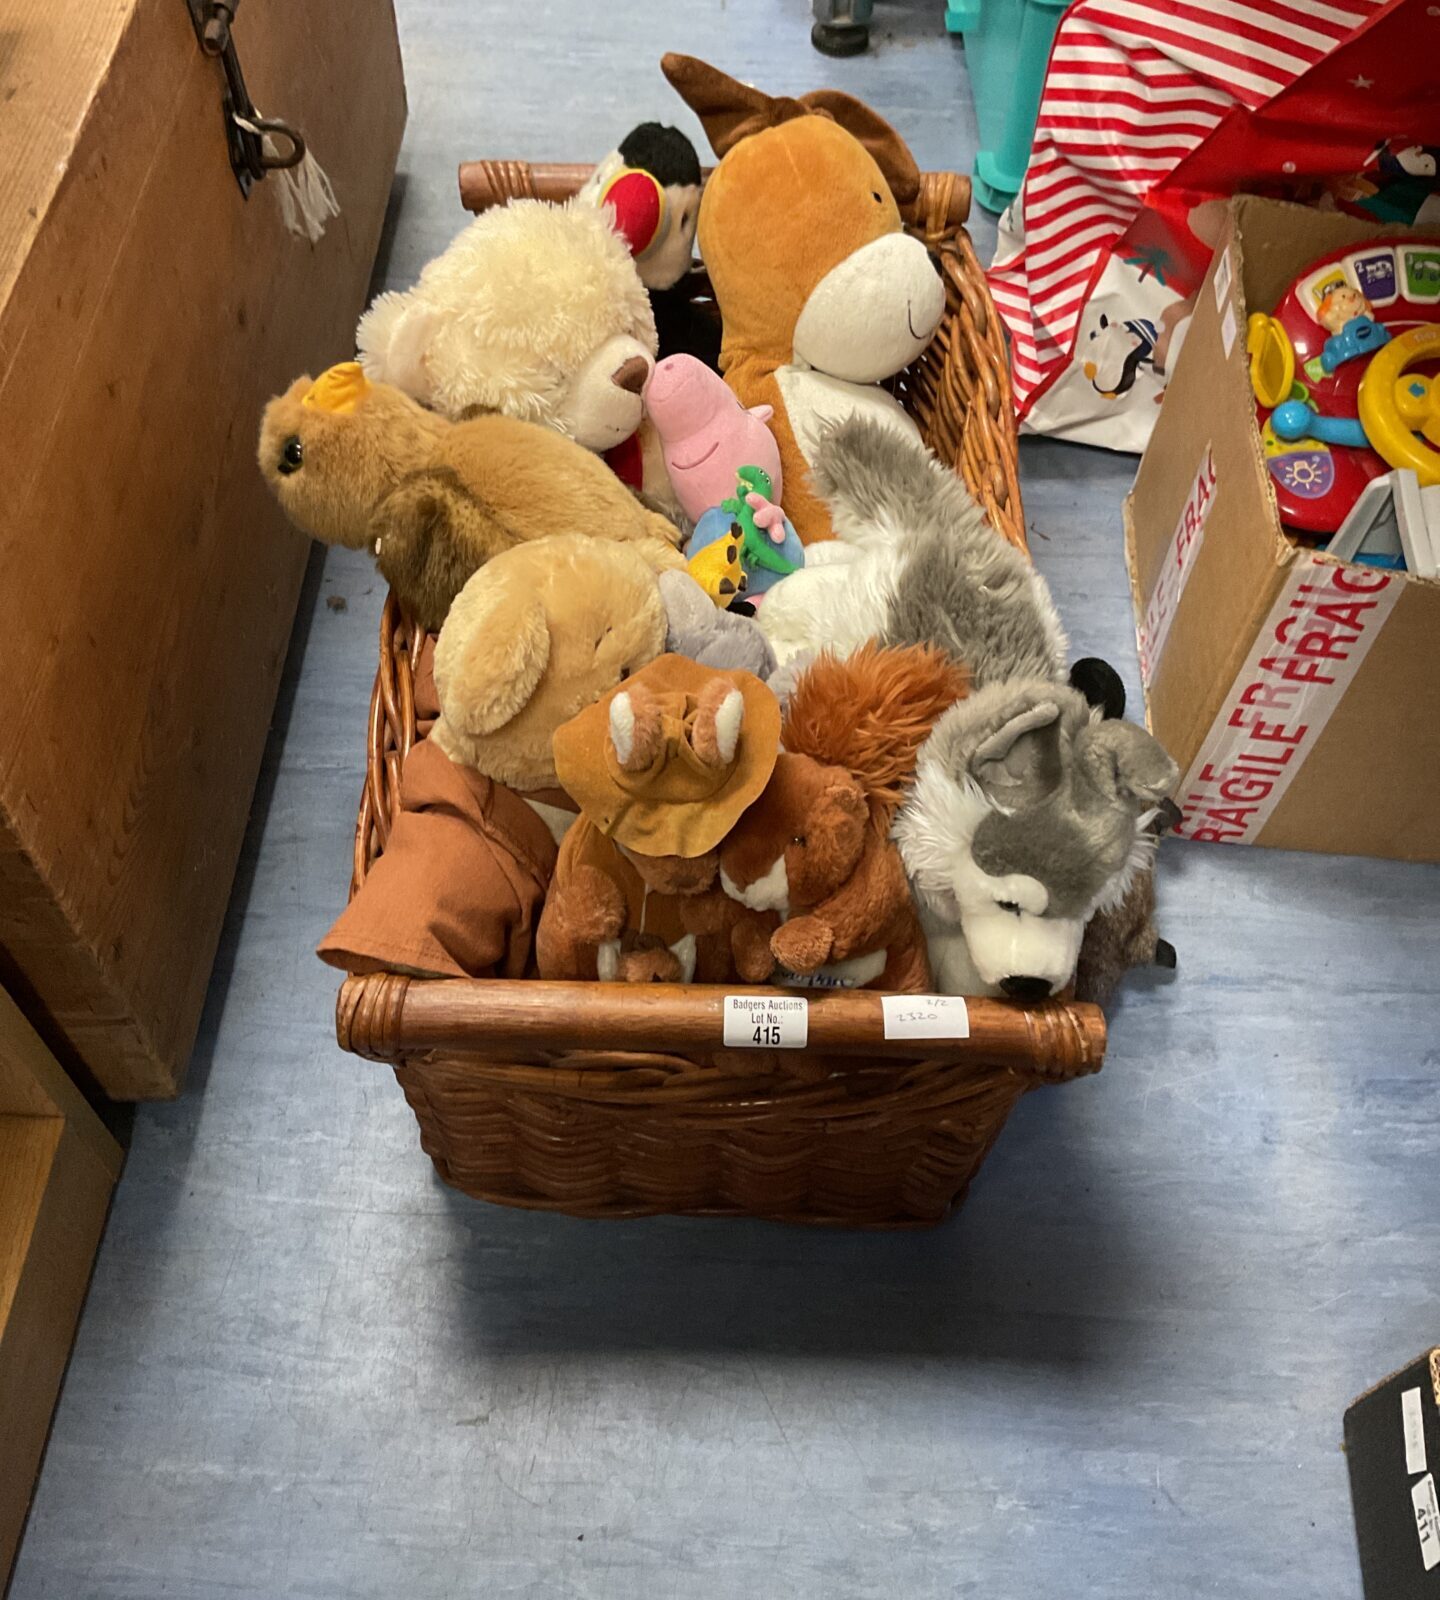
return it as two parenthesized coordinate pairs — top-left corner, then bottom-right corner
(987, 0), (1433, 452)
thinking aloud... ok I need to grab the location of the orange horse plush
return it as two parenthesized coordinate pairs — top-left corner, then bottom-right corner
(662, 54), (945, 545)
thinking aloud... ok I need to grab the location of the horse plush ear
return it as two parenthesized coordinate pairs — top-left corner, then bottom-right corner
(692, 679), (745, 768)
(661, 54), (791, 157)
(608, 683), (663, 772)
(660, 53), (921, 205)
(800, 90), (921, 205)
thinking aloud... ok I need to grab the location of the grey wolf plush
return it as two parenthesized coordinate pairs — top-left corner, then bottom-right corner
(1073, 820), (1179, 1007)
(757, 415), (1066, 675)
(776, 417), (1178, 999)
(896, 681), (1177, 999)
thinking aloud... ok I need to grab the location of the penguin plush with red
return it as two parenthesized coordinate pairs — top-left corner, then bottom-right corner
(580, 123), (722, 370)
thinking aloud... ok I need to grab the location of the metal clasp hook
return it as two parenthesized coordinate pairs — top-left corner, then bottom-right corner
(187, 0), (306, 196)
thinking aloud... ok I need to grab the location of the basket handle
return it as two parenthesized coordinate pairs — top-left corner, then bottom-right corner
(456, 159), (971, 234)
(337, 975), (1105, 1083)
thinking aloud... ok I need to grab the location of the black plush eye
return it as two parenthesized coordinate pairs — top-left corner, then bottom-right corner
(871, 190), (883, 203)
(278, 435), (303, 475)
(791, 835), (806, 846)
(997, 900), (1021, 915)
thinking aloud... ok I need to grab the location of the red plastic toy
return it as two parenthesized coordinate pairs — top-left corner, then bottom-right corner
(1247, 237), (1440, 535)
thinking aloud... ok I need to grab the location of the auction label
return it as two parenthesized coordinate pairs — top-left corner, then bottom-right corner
(1413, 1474), (1440, 1572)
(723, 994), (809, 1049)
(1404, 1387), (1428, 1477)
(882, 995), (971, 1041)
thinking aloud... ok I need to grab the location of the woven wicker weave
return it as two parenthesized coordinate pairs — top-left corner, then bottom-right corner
(333, 161), (1105, 1228)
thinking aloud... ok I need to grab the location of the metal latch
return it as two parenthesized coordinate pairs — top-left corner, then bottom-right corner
(187, 0), (306, 197)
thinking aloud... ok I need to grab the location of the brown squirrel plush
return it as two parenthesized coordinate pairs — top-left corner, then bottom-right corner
(537, 655), (780, 983)
(718, 643), (968, 990)
(258, 362), (683, 630)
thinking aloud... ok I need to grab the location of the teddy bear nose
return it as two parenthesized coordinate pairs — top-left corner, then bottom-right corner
(611, 356), (651, 395)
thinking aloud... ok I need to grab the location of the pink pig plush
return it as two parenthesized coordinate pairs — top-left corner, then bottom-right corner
(644, 354), (783, 523)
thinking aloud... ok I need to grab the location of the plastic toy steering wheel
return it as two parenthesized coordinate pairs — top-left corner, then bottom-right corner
(1358, 324), (1440, 486)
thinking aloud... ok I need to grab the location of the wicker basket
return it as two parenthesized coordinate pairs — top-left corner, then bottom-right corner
(333, 160), (1106, 1228)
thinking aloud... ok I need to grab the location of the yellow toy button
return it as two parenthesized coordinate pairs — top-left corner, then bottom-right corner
(1247, 313), (1295, 409)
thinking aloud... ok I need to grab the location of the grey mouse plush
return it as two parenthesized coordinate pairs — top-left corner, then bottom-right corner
(658, 570), (777, 680)
(796, 417), (1179, 1001)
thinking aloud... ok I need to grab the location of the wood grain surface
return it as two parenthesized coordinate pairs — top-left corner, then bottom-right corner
(0, 0), (406, 1097)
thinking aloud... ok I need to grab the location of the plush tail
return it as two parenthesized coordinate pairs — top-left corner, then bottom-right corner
(808, 417), (951, 551)
(782, 641), (970, 823)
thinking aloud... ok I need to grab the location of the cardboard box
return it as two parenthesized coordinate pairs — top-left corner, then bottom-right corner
(1125, 197), (1440, 863)
(0, 0), (405, 1096)
(1345, 1349), (1440, 1598)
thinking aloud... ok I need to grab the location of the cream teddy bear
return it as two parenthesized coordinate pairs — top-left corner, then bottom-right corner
(357, 200), (668, 495)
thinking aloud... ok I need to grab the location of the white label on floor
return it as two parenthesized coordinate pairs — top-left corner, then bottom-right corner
(723, 994), (808, 1049)
(1404, 1387), (1428, 1476)
(1138, 446), (1216, 686)
(1413, 1473), (1440, 1571)
(882, 995), (971, 1041)
(1175, 556), (1403, 846)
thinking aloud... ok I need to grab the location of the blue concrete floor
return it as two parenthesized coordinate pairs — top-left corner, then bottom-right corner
(12, 3), (1440, 1597)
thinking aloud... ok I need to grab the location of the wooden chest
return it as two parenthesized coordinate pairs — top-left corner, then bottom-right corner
(0, 0), (406, 1097)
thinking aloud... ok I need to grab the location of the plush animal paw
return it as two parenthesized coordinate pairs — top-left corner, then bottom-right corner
(691, 679), (745, 769)
(618, 947), (685, 983)
(733, 917), (778, 982)
(771, 916), (835, 974)
(557, 866), (627, 945)
(744, 491), (788, 544)
(607, 683), (665, 772)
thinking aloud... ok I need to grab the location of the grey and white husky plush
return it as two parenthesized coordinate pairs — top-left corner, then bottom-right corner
(758, 419), (1067, 677)
(775, 417), (1178, 999)
(898, 683), (1177, 997)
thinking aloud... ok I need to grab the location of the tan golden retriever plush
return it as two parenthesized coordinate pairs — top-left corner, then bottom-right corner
(431, 535), (669, 798)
